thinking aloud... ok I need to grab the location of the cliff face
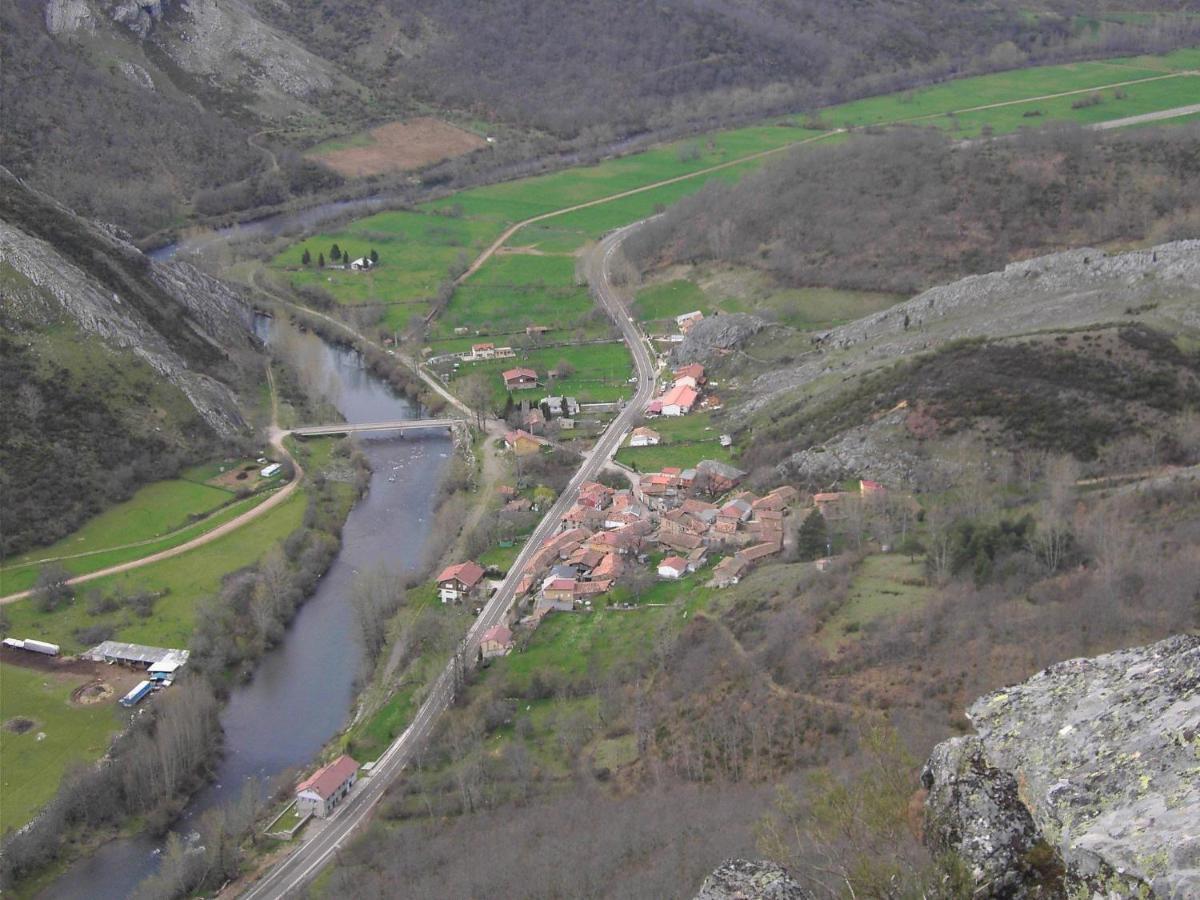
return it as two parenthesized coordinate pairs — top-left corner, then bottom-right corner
(0, 167), (260, 555)
(923, 635), (1200, 899)
(693, 859), (814, 900)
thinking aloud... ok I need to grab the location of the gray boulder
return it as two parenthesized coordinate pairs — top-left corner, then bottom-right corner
(924, 634), (1200, 898)
(694, 859), (815, 900)
(670, 313), (767, 365)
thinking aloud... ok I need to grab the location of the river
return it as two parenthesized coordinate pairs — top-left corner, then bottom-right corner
(43, 317), (451, 899)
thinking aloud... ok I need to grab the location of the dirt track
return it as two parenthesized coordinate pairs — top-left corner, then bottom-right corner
(0, 370), (301, 606)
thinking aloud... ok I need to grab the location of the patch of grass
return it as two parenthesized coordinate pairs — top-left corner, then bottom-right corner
(591, 733), (638, 770)
(447, 342), (635, 405)
(616, 411), (734, 470)
(818, 554), (930, 650)
(634, 280), (708, 321)
(3, 477), (232, 570)
(0, 663), (126, 830)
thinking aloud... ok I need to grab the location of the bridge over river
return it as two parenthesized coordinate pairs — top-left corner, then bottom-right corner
(288, 417), (467, 437)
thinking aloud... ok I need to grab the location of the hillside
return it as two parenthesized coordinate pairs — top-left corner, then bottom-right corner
(625, 124), (1200, 295)
(5, 0), (1200, 234)
(0, 169), (260, 556)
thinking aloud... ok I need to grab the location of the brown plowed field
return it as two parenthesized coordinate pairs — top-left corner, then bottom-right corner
(312, 118), (487, 177)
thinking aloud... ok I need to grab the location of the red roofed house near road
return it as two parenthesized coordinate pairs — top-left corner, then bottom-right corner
(480, 624), (514, 659)
(503, 367), (538, 390)
(437, 561), (486, 603)
(296, 755), (359, 819)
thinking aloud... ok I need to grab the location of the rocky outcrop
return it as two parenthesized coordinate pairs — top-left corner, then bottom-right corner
(671, 313), (768, 365)
(923, 634), (1200, 899)
(44, 0), (96, 34)
(694, 859), (814, 900)
(744, 242), (1200, 416)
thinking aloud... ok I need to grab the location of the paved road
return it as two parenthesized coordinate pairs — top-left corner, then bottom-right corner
(235, 220), (657, 899)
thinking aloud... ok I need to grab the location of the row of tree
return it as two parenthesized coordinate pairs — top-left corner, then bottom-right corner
(300, 246), (380, 267)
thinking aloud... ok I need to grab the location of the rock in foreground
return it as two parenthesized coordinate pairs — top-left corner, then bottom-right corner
(694, 859), (814, 900)
(923, 634), (1200, 898)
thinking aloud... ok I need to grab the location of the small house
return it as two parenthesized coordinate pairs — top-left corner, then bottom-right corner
(504, 429), (543, 456)
(471, 342), (497, 359)
(296, 755), (359, 819)
(696, 459), (746, 493)
(675, 310), (704, 333)
(673, 363), (706, 384)
(658, 556), (688, 579)
(709, 555), (749, 588)
(629, 426), (661, 447)
(503, 367), (538, 390)
(349, 257), (375, 271)
(480, 624), (514, 659)
(437, 561), (487, 604)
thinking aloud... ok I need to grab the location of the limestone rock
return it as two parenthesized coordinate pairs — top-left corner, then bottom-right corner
(671, 313), (767, 365)
(44, 0), (96, 34)
(924, 634), (1200, 898)
(694, 859), (815, 900)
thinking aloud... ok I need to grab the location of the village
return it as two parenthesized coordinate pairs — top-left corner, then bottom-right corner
(433, 358), (895, 662)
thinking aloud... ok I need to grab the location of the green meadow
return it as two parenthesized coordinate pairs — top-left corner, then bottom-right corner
(0, 663), (128, 830)
(448, 341), (635, 405)
(276, 48), (1199, 345)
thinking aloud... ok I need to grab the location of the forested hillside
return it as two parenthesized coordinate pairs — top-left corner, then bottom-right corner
(625, 124), (1200, 294)
(4, 0), (1199, 234)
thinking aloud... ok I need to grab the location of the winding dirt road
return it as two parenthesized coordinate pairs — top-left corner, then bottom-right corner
(0, 371), (301, 605)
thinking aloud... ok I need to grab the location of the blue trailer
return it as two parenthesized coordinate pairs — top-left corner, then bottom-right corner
(120, 680), (153, 708)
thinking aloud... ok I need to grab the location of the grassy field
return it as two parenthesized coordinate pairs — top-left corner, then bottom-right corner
(447, 341), (635, 405)
(615, 411), (735, 470)
(0, 663), (128, 829)
(1, 487), (306, 653)
(634, 270), (903, 334)
(818, 554), (931, 651)
(275, 48), (1200, 350)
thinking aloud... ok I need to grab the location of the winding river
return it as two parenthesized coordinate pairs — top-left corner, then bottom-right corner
(44, 317), (451, 898)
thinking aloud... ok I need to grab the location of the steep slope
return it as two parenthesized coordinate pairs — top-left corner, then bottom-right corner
(0, 169), (259, 556)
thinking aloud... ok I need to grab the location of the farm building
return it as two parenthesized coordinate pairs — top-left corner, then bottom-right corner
(675, 310), (704, 333)
(696, 459), (746, 493)
(709, 555), (749, 588)
(479, 624), (514, 659)
(86, 641), (190, 676)
(296, 755), (359, 818)
(673, 363), (706, 384)
(629, 426), (661, 447)
(349, 257), (375, 271)
(437, 561), (487, 603)
(660, 384), (699, 416)
(502, 367), (538, 390)
(260, 463), (282, 478)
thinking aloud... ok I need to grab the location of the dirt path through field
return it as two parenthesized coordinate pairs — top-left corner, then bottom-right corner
(1089, 102), (1200, 128)
(0, 367), (301, 606)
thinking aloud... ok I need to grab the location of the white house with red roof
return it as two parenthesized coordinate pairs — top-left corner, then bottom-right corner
(658, 556), (688, 579)
(295, 755), (359, 819)
(437, 561), (487, 603)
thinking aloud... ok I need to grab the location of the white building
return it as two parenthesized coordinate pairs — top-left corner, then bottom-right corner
(296, 755), (359, 819)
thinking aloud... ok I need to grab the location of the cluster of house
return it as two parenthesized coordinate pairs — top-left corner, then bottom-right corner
(434, 460), (803, 632)
(646, 363), (719, 417)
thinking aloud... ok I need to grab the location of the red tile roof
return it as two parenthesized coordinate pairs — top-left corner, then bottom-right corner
(503, 367), (537, 382)
(660, 384), (699, 410)
(482, 624), (512, 646)
(437, 561), (486, 588)
(297, 755), (359, 800)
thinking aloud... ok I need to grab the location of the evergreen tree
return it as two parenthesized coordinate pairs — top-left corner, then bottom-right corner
(369, 248), (379, 265)
(318, 253), (325, 268)
(301, 249), (311, 266)
(331, 243), (341, 261)
(796, 508), (828, 561)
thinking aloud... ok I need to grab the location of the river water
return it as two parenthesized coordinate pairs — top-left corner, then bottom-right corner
(43, 318), (450, 899)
